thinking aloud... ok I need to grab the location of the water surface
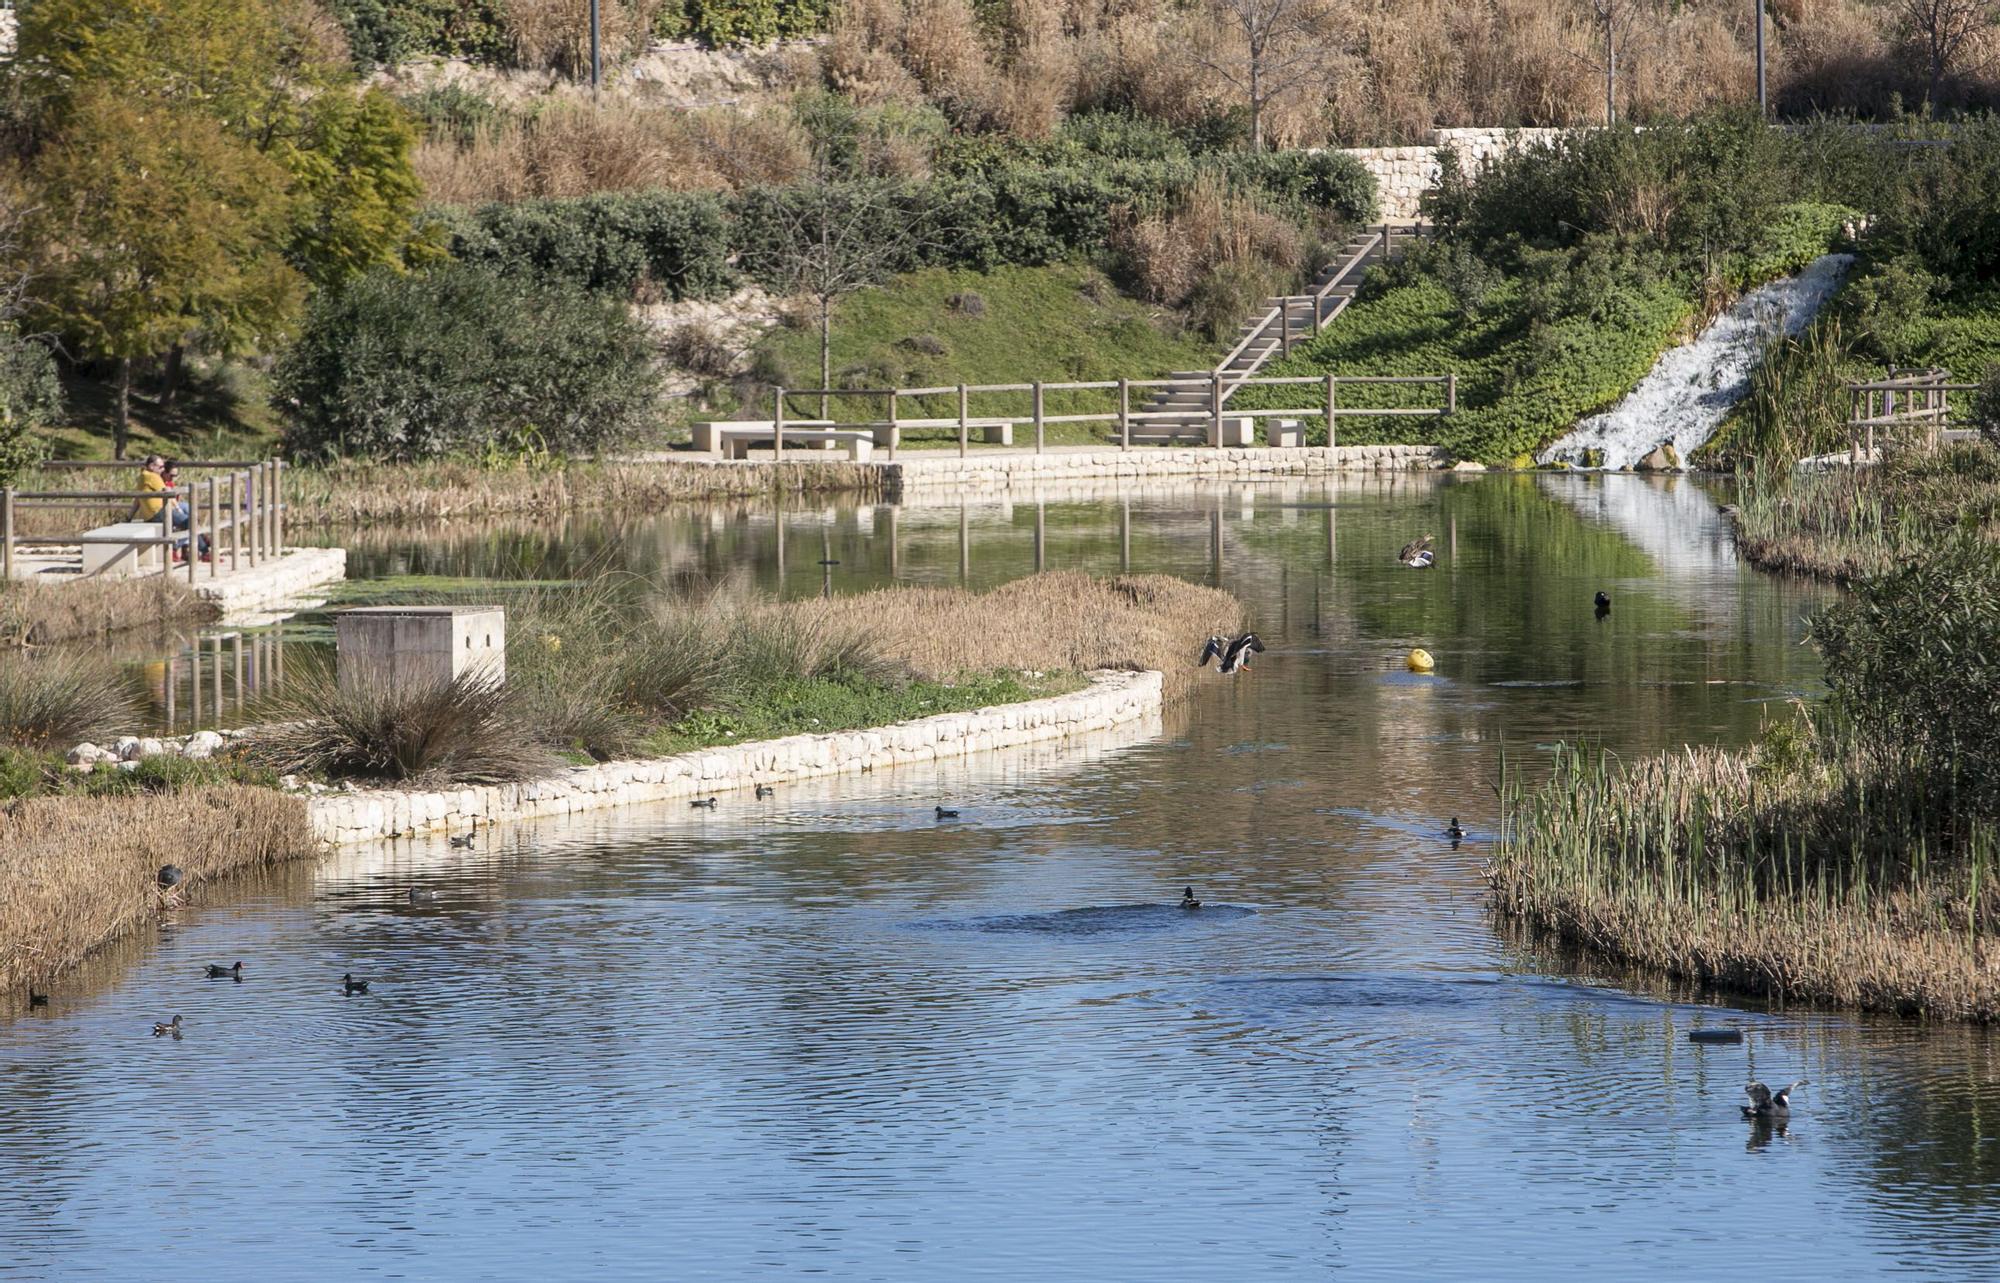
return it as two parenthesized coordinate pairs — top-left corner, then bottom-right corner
(12, 474), (1996, 1281)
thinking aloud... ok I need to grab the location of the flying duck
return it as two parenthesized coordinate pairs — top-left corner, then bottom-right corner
(1594, 591), (1611, 619)
(203, 962), (243, 980)
(1399, 535), (1435, 569)
(152, 1015), (182, 1038)
(1180, 886), (1202, 910)
(1741, 1080), (1807, 1120)
(1198, 632), (1266, 675)
(342, 973), (370, 995)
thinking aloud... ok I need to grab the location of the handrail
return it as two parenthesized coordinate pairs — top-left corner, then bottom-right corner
(4, 459), (287, 586)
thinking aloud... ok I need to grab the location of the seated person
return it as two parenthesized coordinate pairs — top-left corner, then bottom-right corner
(131, 455), (168, 522)
(159, 461), (211, 562)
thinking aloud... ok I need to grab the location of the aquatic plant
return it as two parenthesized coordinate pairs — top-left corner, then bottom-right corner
(0, 649), (138, 749)
(251, 667), (558, 786)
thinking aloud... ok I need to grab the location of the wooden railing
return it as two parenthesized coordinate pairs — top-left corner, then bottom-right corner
(2, 459), (288, 584)
(761, 372), (1456, 460)
(1846, 370), (1979, 459)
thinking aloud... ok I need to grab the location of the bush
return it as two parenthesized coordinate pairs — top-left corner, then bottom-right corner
(1809, 539), (2000, 818)
(1976, 363), (2000, 452)
(0, 652), (137, 750)
(0, 324), (60, 485)
(252, 667), (556, 785)
(1839, 256), (1943, 366)
(274, 264), (664, 462)
(439, 189), (736, 299)
(324, 0), (510, 68)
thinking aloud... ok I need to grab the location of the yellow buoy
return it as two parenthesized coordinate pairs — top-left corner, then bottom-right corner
(1406, 648), (1436, 674)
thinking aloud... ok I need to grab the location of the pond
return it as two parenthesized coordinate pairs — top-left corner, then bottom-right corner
(11, 473), (1999, 1280)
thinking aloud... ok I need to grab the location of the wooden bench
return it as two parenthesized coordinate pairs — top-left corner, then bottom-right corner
(722, 428), (876, 461)
(690, 419), (835, 454)
(877, 418), (1014, 446)
(79, 521), (170, 578)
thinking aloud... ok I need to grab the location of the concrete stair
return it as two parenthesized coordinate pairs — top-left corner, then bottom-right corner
(1132, 222), (1431, 442)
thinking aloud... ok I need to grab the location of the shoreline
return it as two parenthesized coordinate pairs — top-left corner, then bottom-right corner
(306, 668), (1164, 845)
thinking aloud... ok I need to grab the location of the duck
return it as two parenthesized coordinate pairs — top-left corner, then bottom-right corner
(691, 797), (719, 810)
(341, 973), (370, 995)
(157, 864), (185, 888)
(1741, 1080), (1807, 1120)
(407, 887), (437, 905)
(1594, 591), (1612, 619)
(1198, 632), (1266, 675)
(448, 826), (477, 849)
(1399, 535), (1436, 569)
(1446, 818), (1467, 842)
(934, 805), (960, 820)
(152, 1015), (182, 1037)
(1180, 886), (1202, 910)
(27, 987), (48, 1008)
(203, 961), (243, 980)
(755, 784), (775, 799)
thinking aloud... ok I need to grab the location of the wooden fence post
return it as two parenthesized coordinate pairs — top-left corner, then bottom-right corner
(773, 386), (786, 462)
(1445, 372), (1457, 415)
(1326, 373), (1339, 454)
(248, 467), (261, 566)
(1, 486), (12, 583)
(184, 486), (199, 583)
(207, 476), (219, 580)
(886, 391), (899, 462)
(1210, 374), (1223, 449)
(1118, 377), (1130, 451)
(273, 461), (285, 554)
(230, 471), (242, 574)
(957, 384), (969, 459)
(1033, 380), (1045, 455)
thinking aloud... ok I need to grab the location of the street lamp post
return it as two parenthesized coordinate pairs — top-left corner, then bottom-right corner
(1755, 0), (1766, 118)
(590, 0), (601, 96)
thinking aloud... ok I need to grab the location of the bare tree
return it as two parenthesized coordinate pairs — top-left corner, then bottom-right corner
(1196, 0), (1341, 152)
(1570, 0), (1651, 125)
(1896, 0), (2000, 104)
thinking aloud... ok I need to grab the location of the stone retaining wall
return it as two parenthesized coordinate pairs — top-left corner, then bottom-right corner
(308, 668), (1163, 846)
(198, 546), (348, 623)
(1341, 127), (1569, 220)
(882, 445), (1451, 498)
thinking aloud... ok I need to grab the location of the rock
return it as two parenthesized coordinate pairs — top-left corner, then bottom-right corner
(66, 743), (107, 766)
(1635, 443), (1682, 472)
(1451, 460), (1486, 472)
(114, 736), (141, 760)
(180, 730), (225, 760)
(278, 774), (302, 791)
(137, 738), (164, 759)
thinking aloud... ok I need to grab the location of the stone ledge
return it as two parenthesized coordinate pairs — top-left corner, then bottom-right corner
(307, 668), (1165, 846)
(881, 446), (1450, 496)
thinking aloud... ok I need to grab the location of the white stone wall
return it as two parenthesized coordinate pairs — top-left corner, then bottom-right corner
(882, 445), (1450, 498)
(195, 547), (347, 623)
(1342, 127), (1571, 220)
(308, 668), (1163, 846)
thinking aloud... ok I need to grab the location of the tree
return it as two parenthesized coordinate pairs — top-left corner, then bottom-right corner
(1195, 0), (1341, 152)
(1895, 0), (2000, 105)
(0, 185), (61, 485)
(26, 93), (304, 456)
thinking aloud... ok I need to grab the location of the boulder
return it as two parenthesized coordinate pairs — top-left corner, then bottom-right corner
(66, 743), (108, 766)
(180, 730), (226, 760)
(1635, 443), (1682, 472)
(114, 736), (141, 760)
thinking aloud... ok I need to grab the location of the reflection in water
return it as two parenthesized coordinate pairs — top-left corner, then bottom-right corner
(14, 474), (1993, 1281)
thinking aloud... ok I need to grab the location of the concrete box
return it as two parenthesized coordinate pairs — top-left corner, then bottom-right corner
(336, 606), (506, 694)
(81, 522), (168, 579)
(1205, 416), (1255, 448)
(1265, 418), (1305, 448)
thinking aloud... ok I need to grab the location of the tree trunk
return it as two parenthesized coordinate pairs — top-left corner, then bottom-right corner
(160, 343), (184, 408)
(819, 295), (832, 419)
(1249, 57), (1263, 152)
(115, 356), (131, 460)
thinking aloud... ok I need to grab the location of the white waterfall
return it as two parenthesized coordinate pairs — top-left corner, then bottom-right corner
(1538, 254), (1853, 471)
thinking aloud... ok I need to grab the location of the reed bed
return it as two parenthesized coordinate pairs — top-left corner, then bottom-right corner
(1732, 445), (2000, 583)
(1491, 736), (2000, 1021)
(0, 784), (312, 996)
(781, 571), (1243, 702)
(0, 577), (216, 646)
(283, 458), (883, 525)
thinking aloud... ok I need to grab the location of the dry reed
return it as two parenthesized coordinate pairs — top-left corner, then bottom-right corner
(0, 785), (313, 995)
(0, 578), (216, 646)
(283, 458), (884, 525)
(776, 571), (1245, 700)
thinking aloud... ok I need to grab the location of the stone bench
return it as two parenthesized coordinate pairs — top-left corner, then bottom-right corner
(1265, 418), (1305, 448)
(1206, 416), (1256, 448)
(878, 418), (1014, 447)
(690, 419), (835, 454)
(722, 428), (876, 461)
(79, 521), (170, 578)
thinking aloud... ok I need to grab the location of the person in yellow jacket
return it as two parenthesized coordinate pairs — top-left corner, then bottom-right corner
(132, 455), (168, 521)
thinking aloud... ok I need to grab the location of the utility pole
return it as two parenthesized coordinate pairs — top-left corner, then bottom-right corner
(1595, 0), (1616, 125)
(589, 0), (601, 97)
(1754, 0), (1767, 118)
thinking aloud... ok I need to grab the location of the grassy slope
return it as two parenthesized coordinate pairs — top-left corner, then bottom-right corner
(752, 263), (1213, 446)
(42, 361), (282, 462)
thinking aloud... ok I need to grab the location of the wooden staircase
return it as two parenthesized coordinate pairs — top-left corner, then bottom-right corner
(1133, 221), (1431, 442)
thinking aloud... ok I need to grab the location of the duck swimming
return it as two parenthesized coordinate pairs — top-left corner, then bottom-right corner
(342, 973), (370, 995)
(203, 962), (243, 980)
(152, 1015), (182, 1038)
(1741, 1080), (1807, 1119)
(27, 987), (48, 1008)
(407, 887), (437, 905)
(1399, 535), (1435, 569)
(1446, 818), (1467, 841)
(935, 805), (960, 820)
(1594, 591), (1612, 619)
(755, 784), (774, 799)
(448, 827), (477, 849)
(1198, 632), (1265, 675)
(691, 797), (718, 810)
(1180, 886), (1202, 910)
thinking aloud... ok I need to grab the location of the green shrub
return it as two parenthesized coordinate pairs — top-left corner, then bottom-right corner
(273, 263), (664, 462)
(1838, 256), (1942, 366)
(1719, 315), (1854, 469)
(1976, 363), (2000, 451)
(0, 651), (136, 750)
(324, 0), (510, 68)
(0, 323), (60, 485)
(438, 189), (736, 300)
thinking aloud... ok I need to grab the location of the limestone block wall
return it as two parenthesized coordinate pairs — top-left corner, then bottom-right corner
(881, 445), (1450, 498)
(308, 668), (1163, 845)
(1342, 127), (1570, 220)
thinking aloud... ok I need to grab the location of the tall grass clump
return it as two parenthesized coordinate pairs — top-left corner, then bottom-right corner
(251, 667), (558, 785)
(0, 650), (138, 749)
(0, 577), (216, 645)
(1493, 539), (2000, 1020)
